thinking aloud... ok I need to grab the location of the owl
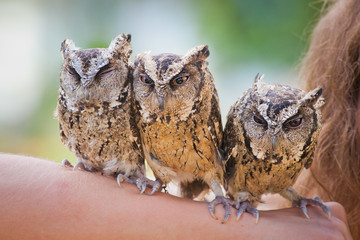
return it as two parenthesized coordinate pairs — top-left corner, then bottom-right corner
(56, 34), (150, 189)
(223, 74), (330, 222)
(133, 45), (236, 222)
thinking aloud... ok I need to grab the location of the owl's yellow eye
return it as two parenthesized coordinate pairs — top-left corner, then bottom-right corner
(253, 115), (267, 126)
(172, 75), (189, 86)
(284, 117), (302, 128)
(139, 74), (154, 85)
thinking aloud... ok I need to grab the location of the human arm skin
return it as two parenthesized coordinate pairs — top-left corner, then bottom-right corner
(0, 154), (352, 240)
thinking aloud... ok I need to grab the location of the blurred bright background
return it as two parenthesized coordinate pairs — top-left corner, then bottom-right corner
(0, 0), (324, 163)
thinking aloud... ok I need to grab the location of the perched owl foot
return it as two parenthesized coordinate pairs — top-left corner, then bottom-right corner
(117, 175), (162, 195)
(116, 173), (136, 186)
(208, 196), (237, 224)
(73, 161), (86, 171)
(293, 196), (331, 219)
(135, 178), (163, 195)
(236, 201), (259, 223)
(62, 159), (73, 168)
(62, 159), (90, 172)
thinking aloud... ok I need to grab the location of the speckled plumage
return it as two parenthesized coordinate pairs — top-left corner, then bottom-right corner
(223, 74), (329, 220)
(133, 46), (235, 221)
(55, 34), (145, 180)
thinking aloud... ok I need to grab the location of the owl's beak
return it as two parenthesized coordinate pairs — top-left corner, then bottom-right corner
(270, 128), (281, 150)
(81, 76), (94, 87)
(158, 96), (165, 111)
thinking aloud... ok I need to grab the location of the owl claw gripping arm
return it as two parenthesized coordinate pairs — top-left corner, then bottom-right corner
(224, 74), (329, 222)
(133, 45), (236, 223)
(56, 34), (149, 191)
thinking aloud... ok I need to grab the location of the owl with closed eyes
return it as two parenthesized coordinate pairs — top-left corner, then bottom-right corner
(223, 74), (330, 222)
(56, 34), (149, 188)
(133, 45), (236, 222)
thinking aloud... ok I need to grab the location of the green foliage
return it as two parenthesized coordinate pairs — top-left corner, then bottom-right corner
(194, 0), (323, 67)
(0, 0), (327, 162)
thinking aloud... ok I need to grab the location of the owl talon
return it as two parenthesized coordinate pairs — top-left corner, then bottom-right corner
(73, 161), (86, 171)
(293, 196), (331, 219)
(208, 196), (237, 223)
(117, 174), (137, 187)
(117, 174), (125, 186)
(236, 201), (259, 223)
(149, 180), (162, 195)
(62, 159), (73, 168)
(140, 181), (147, 194)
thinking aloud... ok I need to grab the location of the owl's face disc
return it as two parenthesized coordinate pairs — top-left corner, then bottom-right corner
(239, 82), (321, 164)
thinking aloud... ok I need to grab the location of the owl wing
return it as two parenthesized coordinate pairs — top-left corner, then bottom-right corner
(223, 96), (251, 185)
(223, 104), (241, 181)
(207, 90), (224, 168)
(129, 101), (145, 160)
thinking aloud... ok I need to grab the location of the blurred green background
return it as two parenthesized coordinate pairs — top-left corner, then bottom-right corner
(0, 0), (324, 163)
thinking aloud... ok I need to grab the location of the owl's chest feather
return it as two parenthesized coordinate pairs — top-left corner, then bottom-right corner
(57, 101), (141, 172)
(236, 154), (305, 198)
(140, 112), (218, 181)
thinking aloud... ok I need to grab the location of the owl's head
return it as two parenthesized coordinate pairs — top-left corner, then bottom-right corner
(240, 74), (325, 162)
(132, 45), (212, 119)
(59, 33), (132, 105)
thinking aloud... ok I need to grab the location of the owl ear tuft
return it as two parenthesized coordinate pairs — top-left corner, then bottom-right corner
(109, 33), (132, 60)
(252, 73), (265, 89)
(61, 39), (76, 59)
(299, 87), (325, 107)
(250, 73), (265, 102)
(182, 45), (210, 64)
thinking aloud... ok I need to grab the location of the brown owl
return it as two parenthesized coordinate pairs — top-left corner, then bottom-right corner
(223, 74), (330, 222)
(133, 45), (236, 222)
(56, 34), (150, 189)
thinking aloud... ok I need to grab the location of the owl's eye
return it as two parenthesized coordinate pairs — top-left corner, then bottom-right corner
(284, 117), (302, 128)
(139, 74), (154, 85)
(171, 75), (189, 86)
(97, 64), (114, 77)
(253, 115), (267, 126)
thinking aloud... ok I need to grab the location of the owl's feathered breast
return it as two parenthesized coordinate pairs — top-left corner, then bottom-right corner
(138, 90), (223, 183)
(57, 88), (143, 175)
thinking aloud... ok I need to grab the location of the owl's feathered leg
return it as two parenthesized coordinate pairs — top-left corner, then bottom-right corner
(281, 186), (331, 219)
(208, 180), (238, 224)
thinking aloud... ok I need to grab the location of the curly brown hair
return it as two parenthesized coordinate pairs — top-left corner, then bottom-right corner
(298, 0), (360, 237)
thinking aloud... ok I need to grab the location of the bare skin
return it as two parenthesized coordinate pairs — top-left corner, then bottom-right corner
(0, 154), (352, 240)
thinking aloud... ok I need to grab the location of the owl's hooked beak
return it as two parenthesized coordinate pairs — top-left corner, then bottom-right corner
(270, 127), (281, 151)
(156, 84), (167, 111)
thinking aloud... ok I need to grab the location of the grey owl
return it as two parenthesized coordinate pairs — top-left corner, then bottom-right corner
(223, 74), (330, 222)
(133, 45), (236, 222)
(56, 34), (146, 186)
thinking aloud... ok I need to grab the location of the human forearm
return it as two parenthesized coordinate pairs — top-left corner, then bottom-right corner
(0, 154), (352, 240)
